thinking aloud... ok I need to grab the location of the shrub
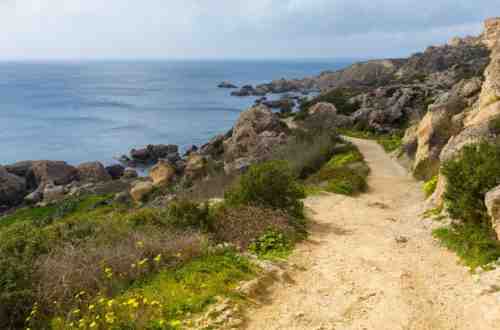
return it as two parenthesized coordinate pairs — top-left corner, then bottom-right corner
(324, 168), (368, 196)
(441, 142), (500, 226)
(249, 229), (292, 258)
(212, 206), (296, 250)
(423, 175), (438, 198)
(225, 161), (306, 219)
(165, 200), (212, 231)
(433, 223), (500, 269)
(273, 129), (340, 179)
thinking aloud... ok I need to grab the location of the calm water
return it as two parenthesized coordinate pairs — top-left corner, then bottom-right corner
(0, 60), (352, 166)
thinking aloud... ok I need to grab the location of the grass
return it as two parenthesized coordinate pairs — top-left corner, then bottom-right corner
(423, 175), (438, 198)
(339, 128), (403, 153)
(433, 224), (500, 270)
(44, 251), (255, 330)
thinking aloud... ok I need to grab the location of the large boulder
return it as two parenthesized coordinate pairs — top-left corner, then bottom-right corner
(149, 160), (176, 186)
(105, 164), (125, 180)
(77, 161), (112, 183)
(308, 102), (337, 116)
(223, 105), (288, 173)
(129, 181), (154, 203)
(412, 96), (465, 179)
(42, 183), (66, 204)
(185, 154), (208, 180)
(27, 160), (78, 189)
(485, 185), (500, 239)
(0, 166), (26, 207)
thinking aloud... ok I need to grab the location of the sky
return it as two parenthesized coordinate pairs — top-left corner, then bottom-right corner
(0, 0), (499, 60)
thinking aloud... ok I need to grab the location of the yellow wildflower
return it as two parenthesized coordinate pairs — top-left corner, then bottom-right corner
(105, 312), (116, 324)
(89, 321), (97, 328)
(142, 297), (148, 304)
(154, 254), (162, 263)
(126, 298), (139, 308)
(72, 309), (81, 315)
(170, 320), (181, 327)
(88, 304), (95, 311)
(136, 241), (144, 248)
(138, 258), (148, 266)
(158, 319), (165, 326)
(107, 299), (115, 308)
(98, 297), (106, 304)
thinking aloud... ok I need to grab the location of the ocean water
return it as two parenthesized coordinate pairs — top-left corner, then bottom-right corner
(0, 60), (352, 166)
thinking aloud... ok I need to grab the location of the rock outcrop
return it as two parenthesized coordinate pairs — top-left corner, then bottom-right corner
(27, 160), (79, 189)
(77, 161), (112, 183)
(485, 185), (500, 239)
(121, 144), (180, 166)
(130, 181), (154, 203)
(149, 160), (176, 186)
(0, 166), (26, 208)
(218, 81), (238, 89)
(223, 105), (288, 173)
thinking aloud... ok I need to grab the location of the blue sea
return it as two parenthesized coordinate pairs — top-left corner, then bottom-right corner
(0, 60), (352, 166)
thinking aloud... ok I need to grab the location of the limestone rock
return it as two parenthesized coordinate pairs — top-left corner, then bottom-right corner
(149, 160), (175, 186)
(4, 161), (34, 178)
(308, 102), (337, 116)
(77, 161), (112, 182)
(43, 183), (66, 203)
(123, 168), (139, 179)
(27, 160), (78, 189)
(185, 154), (208, 180)
(129, 181), (154, 203)
(0, 166), (26, 207)
(485, 185), (500, 239)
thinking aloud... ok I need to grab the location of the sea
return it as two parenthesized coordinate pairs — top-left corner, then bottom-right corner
(0, 60), (353, 166)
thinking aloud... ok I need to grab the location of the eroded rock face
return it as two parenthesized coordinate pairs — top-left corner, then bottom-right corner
(77, 161), (112, 183)
(185, 154), (208, 180)
(105, 164), (125, 180)
(485, 185), (500, 239)
(149, 160), (176, 186)
(0, 166), (26, 207)
(130, 181), (154, 203)
(223, 105), (288, 173)
(27, 160), (78, 189)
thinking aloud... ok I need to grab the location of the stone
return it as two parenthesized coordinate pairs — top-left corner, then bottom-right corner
(4, 160), (34, 178)
(24, 187), (43, 204)
(105, 164), (125, 180)
(218, 81), (238, 89)
(0, 166), (26, 207)
(200, 135), (225, 158)
(185, 154), (208, 180)
(27, 160), (78, 189)
(485, 185), (500, 239)
(43, 183), (66, 203)
(77, 161), (112, 182)
(308, 102), (338, 116)
(114, 191), (131, 204)
(123, 168), (139, 179)
(129, 181), (154, 203)
(149, 160), (176, 186)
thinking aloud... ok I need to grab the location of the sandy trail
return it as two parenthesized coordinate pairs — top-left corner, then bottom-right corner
(244, 137), (500, 330)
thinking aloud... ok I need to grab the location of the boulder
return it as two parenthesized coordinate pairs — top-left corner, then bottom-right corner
(27, 160), (78, 189)
(105, 164), (125, 180)
(4, 161), (33, 178)
(24, 187), (43, 205)
(308, 102), (338, 116)
(185, 154), (208, 180)
(43, 183), (66, 204)
(149, 160), (176, 186)
(77, 161), (112, 182)
(218, 81), (238, 89)
(485, 185), (500, 239)
(123, 168), (139, 179)
(129, 181), (154, 203)
(0, 166), (26, 207)
(223, 105), (288, 172)
(412, 96), (465, 180)
(129, 144), (179, 164)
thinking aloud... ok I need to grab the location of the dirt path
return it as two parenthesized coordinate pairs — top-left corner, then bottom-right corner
(244, 137), (500, 330)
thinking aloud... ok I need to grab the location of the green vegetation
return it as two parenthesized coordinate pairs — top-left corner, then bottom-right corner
(225, 160), (306, 219)
(423, 175), (439, 198)
(307, 143), (370, 196)
(433, 142), (500, 269)
(433, 224), (500, 269)
(41, 251), (254, 330)
(249, 229), (292, 259)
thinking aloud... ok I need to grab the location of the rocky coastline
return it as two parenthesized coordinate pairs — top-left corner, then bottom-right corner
(2, 17), (500, 226)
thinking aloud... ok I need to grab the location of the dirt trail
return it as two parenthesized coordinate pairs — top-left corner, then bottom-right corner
(244, 137), (500, 330)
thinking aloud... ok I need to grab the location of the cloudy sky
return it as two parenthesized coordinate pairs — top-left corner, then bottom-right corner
(0, 0), (498, 60)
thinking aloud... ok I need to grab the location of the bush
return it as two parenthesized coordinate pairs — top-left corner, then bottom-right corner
(249, 230), (292, 258)
(165, 200), (212, 231)
(212, 206), (296, 250)
(433, 223), (500, 269)
(225, 161), (306, 219)
(441, 142), (500, 226)
(423, 175), (438, 198)
(324, 168), (368, 196)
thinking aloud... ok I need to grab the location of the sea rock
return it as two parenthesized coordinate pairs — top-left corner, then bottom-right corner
(485, 185), (500, 239)
(185, 154), (208, 180)
(149, 160), (176, 186)
(4, 160), (34, 178)
(123, 168), (139, 179)
(129, 181), (154, 203)
(0, 166), (26, 207)
(184, 145), (198, 156)
(129, 144), (179, 165)
(27, 160), (78, 189)
(231, 85), (256, 97)
(105, 164), (125, 180)
(218, 81), (238, 89)
(77, 161), (112, 182)
(262, 99), (295, 112)
(223, 105), (288, 173)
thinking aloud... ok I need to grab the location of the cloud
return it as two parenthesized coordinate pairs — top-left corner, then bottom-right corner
(0, 0), (497, 59)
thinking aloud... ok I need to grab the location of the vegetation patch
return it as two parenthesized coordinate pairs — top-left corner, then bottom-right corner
(40, 250), (254, 330)
(433, 224), (500, 269)
(423, 175), (439, 198)
(339, 128), (403, 153)
(296, 88), (360, 119)
(249, 229), (292, 260)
